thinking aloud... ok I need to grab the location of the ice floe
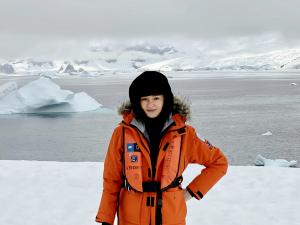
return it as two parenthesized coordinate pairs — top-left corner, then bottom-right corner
(254, 154), (297, 167)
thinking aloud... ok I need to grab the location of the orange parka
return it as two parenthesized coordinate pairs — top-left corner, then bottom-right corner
(96, 98), (228, 225)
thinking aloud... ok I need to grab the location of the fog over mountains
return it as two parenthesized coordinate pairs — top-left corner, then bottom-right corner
(1, 39), (300, 76)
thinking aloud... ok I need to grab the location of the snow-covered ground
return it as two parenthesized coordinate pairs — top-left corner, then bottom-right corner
(0, 160), (299, 225)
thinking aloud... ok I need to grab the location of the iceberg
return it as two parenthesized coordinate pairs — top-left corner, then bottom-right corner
(254, 154), (297, 167)
(0, 77), (102, 114)
(0, 81), (18, 99)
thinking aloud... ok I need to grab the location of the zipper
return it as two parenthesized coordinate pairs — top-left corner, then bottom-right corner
(154, 124), (187, 180)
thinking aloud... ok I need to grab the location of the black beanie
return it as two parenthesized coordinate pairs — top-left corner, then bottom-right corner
(129, 71), (174, 120)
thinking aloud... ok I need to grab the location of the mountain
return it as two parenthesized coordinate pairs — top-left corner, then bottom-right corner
(2, 41), (300, 76)
(0, 64), (15, 74)
(141, 48), (300, 71)
(58, 63), (78, 74)
(125, 43), (177, 55)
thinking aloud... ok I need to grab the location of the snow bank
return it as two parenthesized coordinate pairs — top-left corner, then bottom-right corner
(0, 77), (101, 114)
(0, 161), (299, 225)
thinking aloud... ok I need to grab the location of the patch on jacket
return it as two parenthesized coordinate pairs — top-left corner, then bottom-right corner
(131, 155), (138, 162)
(127, 143), (140, 152)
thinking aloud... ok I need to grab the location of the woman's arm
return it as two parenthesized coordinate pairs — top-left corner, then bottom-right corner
(186, 127), (228, 200)
(95, 126), (124, 224)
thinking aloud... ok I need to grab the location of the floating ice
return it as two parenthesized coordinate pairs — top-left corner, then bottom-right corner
(0, 77), (102, 114)
(254, 154), (297, 167)
(261, 131), (272, 136)
(290, 82), (298, 86)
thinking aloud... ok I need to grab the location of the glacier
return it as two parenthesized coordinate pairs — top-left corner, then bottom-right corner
(0, 77), (102, 114)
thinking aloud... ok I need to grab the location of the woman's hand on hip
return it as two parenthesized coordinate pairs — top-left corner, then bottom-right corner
(183, 189), (192, 202)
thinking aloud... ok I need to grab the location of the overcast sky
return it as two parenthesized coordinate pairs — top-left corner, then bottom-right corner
(1, 0), (300, 58)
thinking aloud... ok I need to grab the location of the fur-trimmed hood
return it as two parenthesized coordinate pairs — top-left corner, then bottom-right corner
(118, 96), (191, 120)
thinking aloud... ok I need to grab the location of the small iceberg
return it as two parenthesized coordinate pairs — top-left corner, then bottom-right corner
(254, 154), (297, 167)
(289, 82), (298, 86)
(261, 131), (272, 136)
(0, 77), (102, 114)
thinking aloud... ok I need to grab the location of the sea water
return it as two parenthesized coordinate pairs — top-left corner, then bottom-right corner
(0, 72), (299, 166)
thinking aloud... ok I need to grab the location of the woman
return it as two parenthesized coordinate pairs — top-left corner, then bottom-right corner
(96, 71), (228, 225)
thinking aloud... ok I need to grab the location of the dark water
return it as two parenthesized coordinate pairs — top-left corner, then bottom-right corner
(0, 72), (300, 166)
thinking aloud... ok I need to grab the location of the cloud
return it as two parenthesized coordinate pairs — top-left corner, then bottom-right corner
(1, 0), (300, 59)
(1, 0), (300, 39)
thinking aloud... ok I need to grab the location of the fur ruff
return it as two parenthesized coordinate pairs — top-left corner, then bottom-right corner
(118, 96), (191, 120)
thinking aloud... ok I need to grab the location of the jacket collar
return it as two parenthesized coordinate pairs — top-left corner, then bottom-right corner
(122, 112), (185, 133)
(120, 95), (189, 137)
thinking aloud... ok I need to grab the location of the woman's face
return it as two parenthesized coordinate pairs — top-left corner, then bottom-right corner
(140, 95), (164, 118)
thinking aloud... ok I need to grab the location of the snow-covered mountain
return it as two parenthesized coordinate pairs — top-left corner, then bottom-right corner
(1, 41), (300, 76)
(141, 48), (300, 72)
(0, 64), (15, 74)
(124, 43), (177, 55)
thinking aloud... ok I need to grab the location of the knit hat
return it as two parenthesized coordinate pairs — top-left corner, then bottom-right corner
(129, 71), (174, 120)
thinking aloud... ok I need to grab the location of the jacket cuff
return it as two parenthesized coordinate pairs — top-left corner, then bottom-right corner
(186, 186), (204, 200)
(95, 216), (113, 225)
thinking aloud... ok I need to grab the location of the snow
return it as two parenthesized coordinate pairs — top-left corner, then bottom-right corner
(0, 161), (299, 225)
(254, 154), (297, 167)
(0, 77), (102, 114)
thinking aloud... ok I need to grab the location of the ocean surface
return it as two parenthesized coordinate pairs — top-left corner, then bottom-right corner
(1, 71), (300, 166)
